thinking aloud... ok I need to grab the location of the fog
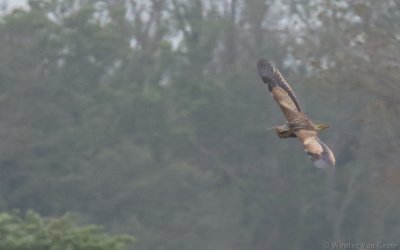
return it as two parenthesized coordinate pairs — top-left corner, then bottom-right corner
(0, 1), (400, 249)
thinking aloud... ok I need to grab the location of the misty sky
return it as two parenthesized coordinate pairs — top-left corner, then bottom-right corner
(6, 0), (26, 8)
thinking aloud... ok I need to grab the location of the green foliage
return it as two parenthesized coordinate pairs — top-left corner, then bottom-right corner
(0, 211), (134, 250)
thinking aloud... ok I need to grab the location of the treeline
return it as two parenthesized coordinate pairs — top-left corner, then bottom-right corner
(0, 211), (133, 250)
(0, 0), (400, 249)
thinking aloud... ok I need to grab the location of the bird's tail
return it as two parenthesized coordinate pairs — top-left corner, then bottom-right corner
(316, 123), (330, 131)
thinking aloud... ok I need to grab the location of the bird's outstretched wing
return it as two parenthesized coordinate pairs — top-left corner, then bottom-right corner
(257, 59), (301, 114)
(294, 130), (336, 168)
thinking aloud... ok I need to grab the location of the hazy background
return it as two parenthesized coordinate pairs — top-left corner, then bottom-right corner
(0, 0), (400, 249)
(2, 0), (27, 10)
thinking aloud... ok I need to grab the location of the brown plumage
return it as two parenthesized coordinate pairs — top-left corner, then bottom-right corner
(257, 59), (335, 168)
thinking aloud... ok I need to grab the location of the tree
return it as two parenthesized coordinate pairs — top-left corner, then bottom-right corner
(0, 211), (134, 250)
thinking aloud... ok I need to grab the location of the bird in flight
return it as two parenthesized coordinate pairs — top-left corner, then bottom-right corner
(257, 59), (335, 168)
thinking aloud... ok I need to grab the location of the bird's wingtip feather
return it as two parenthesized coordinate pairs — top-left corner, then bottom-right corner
(257, 58), (275, 80)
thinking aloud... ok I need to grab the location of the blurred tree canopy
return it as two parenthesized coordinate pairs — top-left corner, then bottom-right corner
(0, 0), (400, 249)
(0, 211), (133, 250)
